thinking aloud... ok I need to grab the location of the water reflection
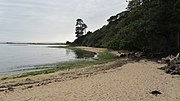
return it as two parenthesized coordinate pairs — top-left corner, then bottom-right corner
(65, 48), (72, 56)
(71, 49), (96, 58)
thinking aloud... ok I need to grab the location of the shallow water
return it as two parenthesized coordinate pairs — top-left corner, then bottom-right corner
(0, 44), (95, 76)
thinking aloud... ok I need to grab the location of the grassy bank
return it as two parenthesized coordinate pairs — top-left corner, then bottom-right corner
(0, 50), (118, 81)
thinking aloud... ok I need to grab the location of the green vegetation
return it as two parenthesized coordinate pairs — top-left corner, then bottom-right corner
(0, 51), (118, 80)
(98, 51), (118, 60)
(49, 46), (96, 58)
(73, 0), (180, 53)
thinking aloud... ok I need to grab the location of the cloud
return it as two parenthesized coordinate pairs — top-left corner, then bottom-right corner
(0, 0), (127, 42)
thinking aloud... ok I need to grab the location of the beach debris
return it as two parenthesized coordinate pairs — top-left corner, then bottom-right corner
(118, 53), (127, 57)
(26, 85), (33, 89)
(161, 53), (179, 64)
(7, 87), (14, 91)
(150, 90), (162, 96)
(22, 85), (33, 90)
(93, 54), (99, 60)
(161, 53), (180, 75)
(25, 78), (33, 81)
(117, 50), (163, 59)
(117, 51), (135, 58)
(135, 52), (144, 58)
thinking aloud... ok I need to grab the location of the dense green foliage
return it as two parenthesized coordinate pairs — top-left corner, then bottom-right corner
(73, 0), (180, 53)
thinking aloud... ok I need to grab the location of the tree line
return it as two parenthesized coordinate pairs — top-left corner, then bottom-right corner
(72, 0), (180, 53)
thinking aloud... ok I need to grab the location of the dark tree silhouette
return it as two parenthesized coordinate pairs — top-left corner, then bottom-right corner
(75, 19), (87, 37)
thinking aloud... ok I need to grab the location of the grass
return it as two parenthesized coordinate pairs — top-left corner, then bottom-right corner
(98, 51), (118, 60)
(0, 51), (119, 81)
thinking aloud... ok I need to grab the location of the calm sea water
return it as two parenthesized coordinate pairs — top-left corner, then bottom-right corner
(0, 44), (94, 76)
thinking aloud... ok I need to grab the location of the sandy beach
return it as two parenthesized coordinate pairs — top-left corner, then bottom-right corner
(0, 60), (179, 101)
(0, 47), (180, 101)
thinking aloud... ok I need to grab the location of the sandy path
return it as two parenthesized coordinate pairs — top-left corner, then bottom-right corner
(0, 60), (180, 101)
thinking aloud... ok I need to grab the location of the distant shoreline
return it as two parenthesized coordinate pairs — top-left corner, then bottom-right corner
(0, 42), (66, 45)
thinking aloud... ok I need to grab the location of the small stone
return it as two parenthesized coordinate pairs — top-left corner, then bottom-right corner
(8, 87), (14, 91)
(71, 76), (79, 79)
(150, 90), (162, 96)
(25, 78), (32, 81)
(27, 85), (33, 88)
(157, 60), (162, 63)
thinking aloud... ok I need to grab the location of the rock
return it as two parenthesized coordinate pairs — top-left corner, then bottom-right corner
(26, 85), (33, 88)
(150, 90), (162, 96)
(76, 73), (82, 76)
(157, 60), (162, 63)
(118, 53), (126, 57)
(22, 85), (33, 90)
(93, 54), (99, 60)
(71, 76), (79, 79)
(25, 78), (32, 81)
(118, 50), (133, 58)
(135, 52), (143, 58)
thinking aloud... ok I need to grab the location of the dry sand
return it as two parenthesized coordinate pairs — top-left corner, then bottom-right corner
(75, 46), (108, 53)
(75, 46), (119, 54)
(0, 60), (180, 101)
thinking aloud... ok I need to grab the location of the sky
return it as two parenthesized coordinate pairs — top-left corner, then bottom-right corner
(0, 0), (128, 43)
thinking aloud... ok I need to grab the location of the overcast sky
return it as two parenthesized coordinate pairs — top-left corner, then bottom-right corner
(0, 0), (128, 43)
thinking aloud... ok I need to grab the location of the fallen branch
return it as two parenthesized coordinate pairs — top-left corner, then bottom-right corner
(161, 53), (180, 75)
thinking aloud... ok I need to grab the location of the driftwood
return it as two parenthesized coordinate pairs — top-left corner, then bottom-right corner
(118, 51), (141, 58)
(118, 51), (163, 59)
(162, 53), (179, 65)
(161, 53), (180, 75)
